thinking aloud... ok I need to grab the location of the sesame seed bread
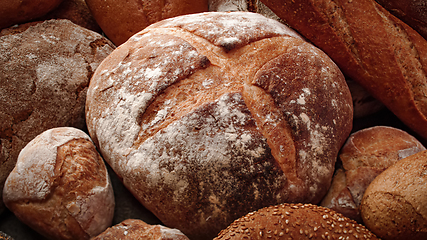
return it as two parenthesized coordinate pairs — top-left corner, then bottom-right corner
(260, 0), (427, 140)
(2, 127), (115, 240)
(85, 11), (353, 239)
(92, 219), (189, 240)
(215, 203), (379, 240)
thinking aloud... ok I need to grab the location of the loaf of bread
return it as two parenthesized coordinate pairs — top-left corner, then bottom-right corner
(86, 11), (353, 239)
(93, 219), (189, 240)
(3, 127), (115, 240)
(260, 0), (427, 140)
(361, 150), (427, 239)
(215, 203), (379, 240)
(321, 126), (425, 222)
(0, 0), (63, 29)
(85, 0), (209, 45)
(375, 0), (427, 39)
(0, 19), (114, 214)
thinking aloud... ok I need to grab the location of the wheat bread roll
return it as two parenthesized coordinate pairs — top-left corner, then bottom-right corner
(321, 126), (426, 222)
(361, 149), (427, 240)
(215, 203), (379, 240)
(85, 0), (209, 46)
(0, 0), (63, 29)
(93, 219), (189, 240)
(260, 0), (427, 140)
(2, 127), (115, 240)
(0, 19), (114, 214)
(85, 11), (353, 239)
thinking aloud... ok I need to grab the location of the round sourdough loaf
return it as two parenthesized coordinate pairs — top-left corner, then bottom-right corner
(93, 219), (189, 240)
(321, 126), (426, 222)
(0, 19), (114, 214)
(85, 12), (353, 239)
(2, 127), (115, 240)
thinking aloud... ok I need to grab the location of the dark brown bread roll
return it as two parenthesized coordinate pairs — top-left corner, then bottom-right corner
(0, 19), (114, 214)
(0, 0), (63, 29)
(361, 149), (427, 240)
(215, 203), (379, 240)
(93, 219), (189, 240)
(85, 0), (209, 46)
(3, 127), (115, 240)
(375, 0), (427, 39)
(260, 0), (427, 140)
(321, 126), (425, 222)
(86, 12), (353, 239)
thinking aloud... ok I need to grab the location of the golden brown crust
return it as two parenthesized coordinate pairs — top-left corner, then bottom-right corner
(361, 150), (427, 239)
(3, 127), (115, 240)
(86, 12), (353, 239)
(214, 203), (379, 240)
(85, 0), (209, 45)
(260, 0), (427, 139)
(93, 219), (189, 240)
(321, 126), (425, 222)
(0, 0), (63, 29)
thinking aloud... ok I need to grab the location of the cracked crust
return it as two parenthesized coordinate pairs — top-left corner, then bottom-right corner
(0, 19), (115, 214)
(261, 0), (427, 139)
(86, 12), (353, 239)
(361, 149), (427, 239)
(2, 127), (115, 240)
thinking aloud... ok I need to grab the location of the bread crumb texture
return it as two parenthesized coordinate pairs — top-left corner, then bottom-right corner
(86, 12), (353, 239)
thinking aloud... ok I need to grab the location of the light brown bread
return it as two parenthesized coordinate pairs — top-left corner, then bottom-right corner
(215, 203), (379, 240)
(361, 149), (427, 240)
(93, 219), (189, 240)
(321, 126), (425, 222)
(86, 12), (353, 239)
(85, 0), (209, 45)
(260, 0), (427, 140)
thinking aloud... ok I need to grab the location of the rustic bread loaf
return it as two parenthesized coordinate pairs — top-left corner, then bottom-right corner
(215, 203), (379, 240)
(375, 0), (427, 39)
(3, 127), (115, 240)
(0, 19), (114, 214)
(85, 0), (209, 46)
(260, 0), (427, 140)
(0, 0), (63, 29)
(361, 149), (427, 240)
(86, 11), (353, 239)
(321, 126), (425, 222)
(93, 219), (189, 240)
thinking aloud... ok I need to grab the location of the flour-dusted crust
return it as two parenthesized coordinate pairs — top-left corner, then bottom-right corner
(3, 127), (115, 240)
(93, 219), (189, 240)
(86, 12), (353, 239)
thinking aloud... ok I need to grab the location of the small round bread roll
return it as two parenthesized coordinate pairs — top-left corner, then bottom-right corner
(93, 219), (189, 240)
(0, 0), (63, 29)
(86, 11), (353, 239)
(2, 127), (115, 240)
(215, 203), (379, 240)
(85, 0), (209, 45)
(361, 150), (427, 240)
(0, 19), (114, 214)
(321, 126), (425, 222)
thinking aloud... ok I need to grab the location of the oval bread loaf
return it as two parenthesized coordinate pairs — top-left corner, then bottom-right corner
(2, 127), (115, 240)
(215, 203), (379, 240)
(86, 12), (353, 239)
(361, 149), (427, 240)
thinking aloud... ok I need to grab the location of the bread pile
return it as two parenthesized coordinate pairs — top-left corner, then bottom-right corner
(1, 1), (427, 240)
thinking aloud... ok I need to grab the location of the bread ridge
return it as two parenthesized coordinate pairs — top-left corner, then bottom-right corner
(260, 0), (427, 139)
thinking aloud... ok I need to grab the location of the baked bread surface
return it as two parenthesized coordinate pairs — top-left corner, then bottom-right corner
(86, 11), (353, 239)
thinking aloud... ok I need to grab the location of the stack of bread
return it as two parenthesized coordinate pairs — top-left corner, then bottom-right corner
(1, 0), (427, 240)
